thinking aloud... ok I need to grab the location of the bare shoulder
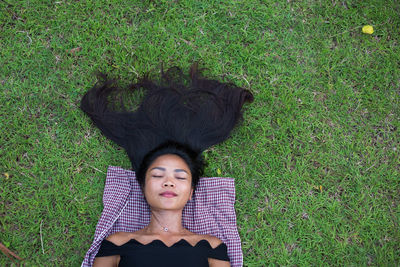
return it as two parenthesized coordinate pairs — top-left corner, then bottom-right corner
(106, 231), (136, 246)
(208, 258), (231, 267)
(200, 234), (223, 249)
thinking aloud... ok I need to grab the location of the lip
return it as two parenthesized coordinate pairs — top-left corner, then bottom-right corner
(160, 191), (178, 198)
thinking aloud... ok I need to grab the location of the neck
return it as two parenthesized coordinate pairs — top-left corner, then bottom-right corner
(147, 209), (185, 234)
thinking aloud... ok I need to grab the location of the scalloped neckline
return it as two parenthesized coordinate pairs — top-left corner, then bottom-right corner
(105, 238), (217, 249)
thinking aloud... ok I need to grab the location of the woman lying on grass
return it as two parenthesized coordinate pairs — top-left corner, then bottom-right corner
(80, 64), (253, 267)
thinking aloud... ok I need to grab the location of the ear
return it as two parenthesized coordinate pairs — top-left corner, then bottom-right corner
(189, 188), (194, 201)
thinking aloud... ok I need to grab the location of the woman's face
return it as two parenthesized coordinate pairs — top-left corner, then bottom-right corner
(144, 154), (193, 211)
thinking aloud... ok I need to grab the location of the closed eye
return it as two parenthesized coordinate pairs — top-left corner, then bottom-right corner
(152, 175), (163, 178)
(176, 177), (186, 180)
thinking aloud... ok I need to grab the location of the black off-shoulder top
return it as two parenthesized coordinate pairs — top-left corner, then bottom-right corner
(95, 238), (230, 267)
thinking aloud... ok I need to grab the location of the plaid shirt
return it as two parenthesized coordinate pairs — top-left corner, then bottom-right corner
(82, 166), (243, 267)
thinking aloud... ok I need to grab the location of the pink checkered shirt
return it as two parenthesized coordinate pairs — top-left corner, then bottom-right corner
(82, 166), (243, 267)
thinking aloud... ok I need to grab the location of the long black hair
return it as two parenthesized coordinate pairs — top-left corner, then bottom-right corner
(80, 64), (253, 188)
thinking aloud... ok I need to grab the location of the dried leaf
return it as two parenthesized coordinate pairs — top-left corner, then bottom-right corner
(67, 47), (82, 54)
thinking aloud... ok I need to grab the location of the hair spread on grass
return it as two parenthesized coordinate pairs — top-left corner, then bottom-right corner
(80, 63), (253, 187)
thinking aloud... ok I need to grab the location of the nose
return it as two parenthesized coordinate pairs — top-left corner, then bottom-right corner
(163, 177), (175, 188)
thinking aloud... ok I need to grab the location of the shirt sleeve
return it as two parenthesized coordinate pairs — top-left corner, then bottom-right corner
(208, 242), (230, 261)
(95, 239), (121, 257)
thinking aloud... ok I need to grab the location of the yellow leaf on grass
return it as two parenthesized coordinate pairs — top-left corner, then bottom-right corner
(217, 168), (222, 176)
(313, 185), (323, 192)
(362, 25), (374, 34)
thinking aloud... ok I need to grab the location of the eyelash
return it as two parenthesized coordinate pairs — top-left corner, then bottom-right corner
(152, 175), (186, 180)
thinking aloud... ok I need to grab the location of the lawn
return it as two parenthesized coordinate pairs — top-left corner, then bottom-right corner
(1, 0), (399, 266)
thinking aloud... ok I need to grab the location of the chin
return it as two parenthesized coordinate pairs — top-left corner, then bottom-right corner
(156, 202), (186, 211)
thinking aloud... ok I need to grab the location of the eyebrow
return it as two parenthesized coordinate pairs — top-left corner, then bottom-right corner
(174, 169), (188, 174)
(150, 167), (188, 174)
(150, 167), (166, 171)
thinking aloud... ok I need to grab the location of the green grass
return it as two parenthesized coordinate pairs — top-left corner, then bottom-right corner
(1, 0), (399, 266)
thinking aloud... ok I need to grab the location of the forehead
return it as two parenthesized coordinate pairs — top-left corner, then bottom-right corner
(147, 154), (190, 172)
